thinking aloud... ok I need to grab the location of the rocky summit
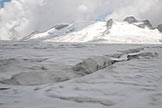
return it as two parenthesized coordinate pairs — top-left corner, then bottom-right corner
(124, 16), (138, 23)
(137, 19), (153, 29)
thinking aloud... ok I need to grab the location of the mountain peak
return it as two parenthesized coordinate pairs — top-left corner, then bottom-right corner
(124, 16), (138, 23)
(123, 16), (153, 29)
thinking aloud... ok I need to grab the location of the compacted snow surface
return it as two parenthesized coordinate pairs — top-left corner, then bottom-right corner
(0, 41), (162, 108)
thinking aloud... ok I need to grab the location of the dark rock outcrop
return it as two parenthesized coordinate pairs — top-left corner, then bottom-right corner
(143, 20), (153, 27)
(137, 19), (153, 29)
(106, 19), (113, 29)
(157, 24), (162, 33)
(54, 24), (69, 30)
(124, 16), (138, 23)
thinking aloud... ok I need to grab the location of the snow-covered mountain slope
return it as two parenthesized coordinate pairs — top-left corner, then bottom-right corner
(100, 20), (162, 44)
(21, 23), (71, 41)
(46, 21), (107, 42)
(21, 21), (95, 41)
(22, 17), (162, 44)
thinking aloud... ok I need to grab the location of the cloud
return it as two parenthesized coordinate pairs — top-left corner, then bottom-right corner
(78, 4), (88, 13)
(0, 0), (161, 40)
(0, 0), (109, 40)
(108, 0), (162, 26)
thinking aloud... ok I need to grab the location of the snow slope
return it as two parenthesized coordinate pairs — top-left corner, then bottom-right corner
(21, 21), (95, 41)
(101, 20), (162, 44)
(47, 21), (107, 42)
(22, 18), (162, 44)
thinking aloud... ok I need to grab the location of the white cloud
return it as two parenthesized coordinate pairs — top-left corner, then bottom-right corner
(0, 0), (161, 40)
(108, 0), (162, 26)
(78, 4), (88, 13)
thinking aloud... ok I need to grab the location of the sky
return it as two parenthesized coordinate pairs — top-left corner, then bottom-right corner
(0, 0), (162, 40)
(0, 0), (10, 8)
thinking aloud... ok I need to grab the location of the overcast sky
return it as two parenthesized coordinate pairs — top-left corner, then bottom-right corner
(0, 0), (162, 40)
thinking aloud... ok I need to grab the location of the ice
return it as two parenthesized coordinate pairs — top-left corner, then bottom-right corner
(0, 41), (162, 108)
(1, 45), (155, 86)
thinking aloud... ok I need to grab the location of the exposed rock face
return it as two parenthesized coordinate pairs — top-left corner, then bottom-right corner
(157, 24), (162, 32)
(54, 24), (69, 30)
(143, 20), (152, 27)
(106, 19), (113, 29)
(124, 16), (138, 23)
(137, 20), (153, 29)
